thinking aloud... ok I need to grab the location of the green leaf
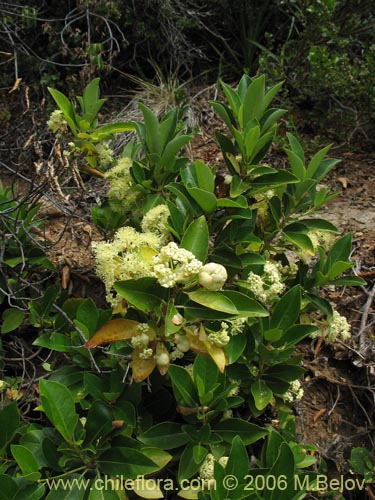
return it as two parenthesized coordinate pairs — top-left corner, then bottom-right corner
(139, 103), (160, 155)
(220, 291), (268, 317)
(242, 75), (265, 123)
(271, 285), (301, 331)
(48, 88), (77, 135)
(85, 401), (113, 444)
(139, 423), (190, 449)
(330, 275), (366, 286)
(168, 365), (199, 407)
(76, 299), (99, 336)
(39, 380), (78, 444)
(209, 101), (234, 130)
(98, 447), (159, 478)
(213, 418), (267, 445)
(306, 144), (332, 179)
(285, 148), (305, 180)
(187, 291), (238, 315)
(33, 333), (71, 352)
(278, 324), (319, 347)
(263, 442), (296, 500)
(302, 218), (340, 233)
(225, 435), (250, 494)
(193, 355), (220, 400)
(324, 233), (352, 273)
(141, 447), (172, 470)
(114, 278), (163, 313)
(0, 402), (20, 452)
(251, 380), (273, 411)
(220, 80), (242, 115)
(186, 187), (217, 214)
(286, 133), (305, 163)
(159, 135), (192, 170)
(224, 334), (247, 364)
(11, 445), (40, 477)
(1, 308), (24, 334)
(283, 231), (314, 255)
(262, 81), (284, 114)
(180, 216), (209, 262)
(178, 443), (206, 482)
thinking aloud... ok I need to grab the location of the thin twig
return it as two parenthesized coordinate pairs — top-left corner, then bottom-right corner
(357, 283), (375, 355)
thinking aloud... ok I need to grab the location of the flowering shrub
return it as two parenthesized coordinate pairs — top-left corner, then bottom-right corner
(0, 75), (365, 499)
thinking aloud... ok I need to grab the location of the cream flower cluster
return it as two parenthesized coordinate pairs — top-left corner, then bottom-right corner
(151, 242), (203, 288)
(141, 205), (171, 244)
(95, 142), (114, 167)
(283, 379), (304, 403)
(207, 322), (230, 347)
(246, 261), (285, 304)
(311, 310), (351, 343)
(47, 110), (68, 134)
(199, 454), (228, 481)
(104, 157), (138, 211)
(308, 230), (335, 251)
(92, 226), (161, 307)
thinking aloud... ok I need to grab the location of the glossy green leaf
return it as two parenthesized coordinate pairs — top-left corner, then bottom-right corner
(114, 278), (163, 312)
(324, 233), (352, 273)
(213, 418), (267, 445)
(178, 443), (206, 482)
(39, 380), (78, 444)
(76, 299), (99, 335)
(48, 88), (77, 134)
(168, 365), (199, 407)
(139, 422), (190, 449)
(98, 447), (159, 477)
(306, 144), (332, 179)
(187, 290), (238, 314)
(159, 135), (192, 169)
(11, 445), (40, 477)
(186, 187), (217, 214)
(33, 332), (71, 352)
(283, 231), (314, 255)
(1, 308), (24, 334)
(251, 380), (273, 411)
(0, 402), (20, 452)
(193, 355), (220, 400)
(271, 285), (301, 331)
(220, 291), (268, 317)
(180, 216), (209, 262)
(242, 75), (265, 123)
(139, 103), (160, 155)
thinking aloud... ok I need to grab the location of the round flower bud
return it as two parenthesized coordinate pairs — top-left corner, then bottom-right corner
(198, 263), (227, 291)
(176, 336), (191, 353)
(155, 353), (170, 367)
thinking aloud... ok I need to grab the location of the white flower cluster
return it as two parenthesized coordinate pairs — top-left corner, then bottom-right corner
(92, 226), (161, 307)
(311, 310), (351, 343)
(199, 454), (228, 481)
(308, 230), (335, 251)
(95, 142), (114, 167)
(141, 205), (171, 244)
(246, 260), (285, 304)
(151, 242), (203, 288)
(47, 110), (68, 134)
(283, 379), (304, 403)
(104, 157), (139, 211)
(207, 322), (230, 347)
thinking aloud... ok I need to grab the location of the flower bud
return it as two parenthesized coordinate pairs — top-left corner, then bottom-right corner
(155, 352), (170, 367)
(198, 263), (227, 291)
